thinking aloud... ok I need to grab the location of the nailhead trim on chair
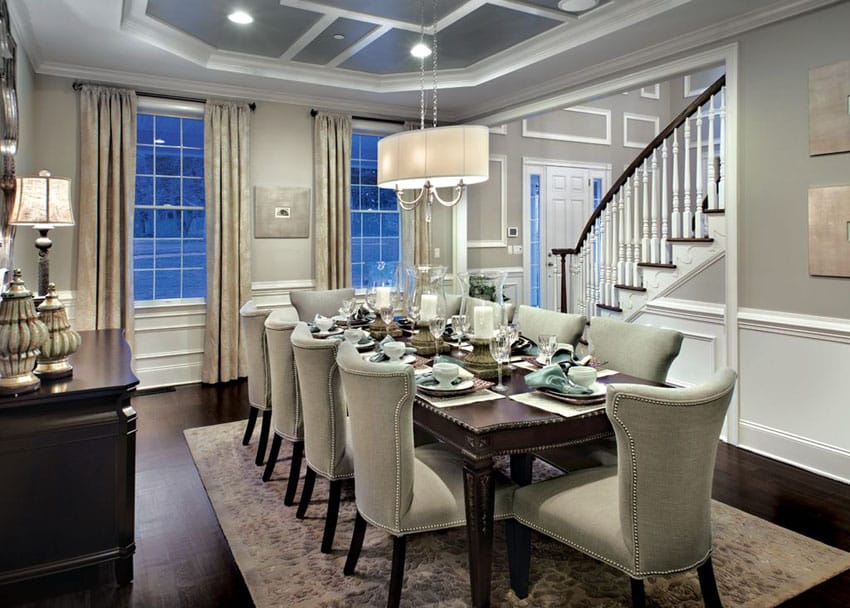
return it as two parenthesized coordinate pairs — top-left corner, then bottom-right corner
(609, 383), (736, 575)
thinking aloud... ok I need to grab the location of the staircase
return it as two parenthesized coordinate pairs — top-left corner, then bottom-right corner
(553, 75), (727, 321)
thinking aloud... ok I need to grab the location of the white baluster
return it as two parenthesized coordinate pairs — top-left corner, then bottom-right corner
(641, 159), (650, 263)
(718, 88), (726, 210)
(624, 179), (633, 286)
(695, 106), (704, 239)
(610, 195), (618, 308)
(706, 93), (716, 218)
(617, 188), (626, 288)
(671, 127), (681, 239)
(632, 168), (641, 287)
(584, 245), (591, 316)
(594, 221), (601, 310)
(650, 149), (659, 263)
(599, 211), (607, 307)
(661, 138), (670, 264)
(683, 117), (692, 237)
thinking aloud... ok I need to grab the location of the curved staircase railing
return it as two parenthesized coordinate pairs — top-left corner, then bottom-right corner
(552, 75), (726, 314)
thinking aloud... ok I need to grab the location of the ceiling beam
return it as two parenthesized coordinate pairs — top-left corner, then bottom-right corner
(279, 14), (336, 61)
(488, 0), (577, 22)
(327, 25), (392, 68)
(280, 0), (427, 33)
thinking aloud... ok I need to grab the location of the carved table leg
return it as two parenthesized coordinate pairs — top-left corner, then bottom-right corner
(463, 455), (495, 608)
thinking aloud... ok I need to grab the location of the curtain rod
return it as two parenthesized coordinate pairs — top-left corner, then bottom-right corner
(72, 81), (256, 112)
(310, 108), (404, 125)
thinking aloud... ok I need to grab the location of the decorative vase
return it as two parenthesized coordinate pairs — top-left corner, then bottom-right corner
(0, 269), (49, 395)
(366, 261), (404, 340)
(35, 283), (81, 379)
(456, 270), (508, 336)
(407, 265), (449, 356)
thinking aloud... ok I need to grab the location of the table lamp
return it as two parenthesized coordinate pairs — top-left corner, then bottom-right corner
(9, 170), (74, 296)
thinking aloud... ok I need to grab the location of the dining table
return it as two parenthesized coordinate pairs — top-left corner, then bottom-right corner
(408, 340), (662, 608)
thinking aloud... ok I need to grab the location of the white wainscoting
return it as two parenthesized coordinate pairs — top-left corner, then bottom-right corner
(133, 279), (314, 389)
(737, 308), (850, 484)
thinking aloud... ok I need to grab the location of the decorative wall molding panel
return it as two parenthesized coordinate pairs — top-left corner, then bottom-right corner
(522, 106), (612, 146)
(738, 308), (850, 483)
(623, 112), (660, 148)
(467, 155), (508, 248)
(640, 83), (660, 99)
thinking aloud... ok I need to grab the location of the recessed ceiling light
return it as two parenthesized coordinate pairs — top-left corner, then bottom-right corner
(333, 34), (345, 40)
(227, 10), (254, 25)
(410, 42), (431, 59)
(558, 0), (600, 12)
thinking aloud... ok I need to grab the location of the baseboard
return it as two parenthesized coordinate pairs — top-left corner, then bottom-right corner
(738, 419), (850, 485)
(136, 360), (203, 390)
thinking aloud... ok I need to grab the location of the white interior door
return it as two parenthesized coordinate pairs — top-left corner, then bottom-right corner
(542, 166), (591, 310)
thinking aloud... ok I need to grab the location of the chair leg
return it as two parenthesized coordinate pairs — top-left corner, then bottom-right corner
(262, 434), (282, 482)
(242, 408), (258, 445)
(321, 480), (343, 554)
(697, 557), (723, 608)
(296, 468), (316, 519)
(283, 441), (304, 506)
(255, 409), (272, 466)
(387, 535), (407, 608)
(344, 512), (368, 576)
(505, 520), (532, 599)
(630, 577), (646, 608)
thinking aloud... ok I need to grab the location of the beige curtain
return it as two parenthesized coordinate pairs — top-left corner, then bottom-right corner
(202, 101), (252, 384)
(76, 85), (137, 343)
(399, 121), (430, 268)
(313, 113), (351, 289)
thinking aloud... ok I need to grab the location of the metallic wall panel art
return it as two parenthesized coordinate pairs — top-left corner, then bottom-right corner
(254, 186), (310, 239)
(808, 185), (850, 278)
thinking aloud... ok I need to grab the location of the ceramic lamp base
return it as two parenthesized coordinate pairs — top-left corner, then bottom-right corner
(462, 338), (511, 380)
(0, 371), (41, 395)
(35, 358), (73, 380)
(410, 321), (449, 357)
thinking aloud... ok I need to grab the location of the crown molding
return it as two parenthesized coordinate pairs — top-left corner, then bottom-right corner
(7, 0), (42, 68)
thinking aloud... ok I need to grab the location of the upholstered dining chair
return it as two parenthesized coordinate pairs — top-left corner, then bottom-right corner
(509, 368), (737, 607)
(515, 305), (586, 347)
(290, 322), (354, 553)
(336, 341), (516, 608)
(261, 310), (305, 507)
(289, 287), (356, 321)
(239, 301), (272, 466)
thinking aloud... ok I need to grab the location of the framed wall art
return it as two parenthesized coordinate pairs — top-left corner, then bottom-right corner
(809, 60), (850, 156)
(254, 186), (310, 238)
(808, 185), (850, 278)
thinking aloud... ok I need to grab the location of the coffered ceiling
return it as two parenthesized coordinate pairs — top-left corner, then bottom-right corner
(7, 0), (843, 122)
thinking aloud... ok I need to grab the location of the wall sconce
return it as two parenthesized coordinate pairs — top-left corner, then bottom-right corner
(9, 170), (74, 296)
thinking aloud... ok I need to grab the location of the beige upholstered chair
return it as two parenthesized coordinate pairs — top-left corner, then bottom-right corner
(290, 322), (354, 553)
(336, 341), (515, 608)
(289, 288), (356, 321)
(261, 309), (305, 506)
(538, 317), (685, 472)
(515, 305), (586, 347)
(239, 301), (273, 466)
(509, 369), (737, 607)
(589, 316), (684, 383)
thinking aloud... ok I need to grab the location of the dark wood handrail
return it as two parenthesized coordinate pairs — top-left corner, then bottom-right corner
(552, 74), (726, 259)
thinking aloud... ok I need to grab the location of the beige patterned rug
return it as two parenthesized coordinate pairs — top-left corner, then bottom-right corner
(185, 421), (850, 607)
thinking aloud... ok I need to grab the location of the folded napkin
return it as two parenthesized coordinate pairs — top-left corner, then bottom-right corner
(524, 365), (593, 395)
(368, 337), (417, 362)
(415, 373), (465, 387)
(352, 305), (374, 323)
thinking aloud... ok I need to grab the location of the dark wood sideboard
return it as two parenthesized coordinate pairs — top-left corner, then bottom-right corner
(0, 329), (139, 586)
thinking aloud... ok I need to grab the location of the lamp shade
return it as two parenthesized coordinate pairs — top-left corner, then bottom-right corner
(10, 170), (74, 227)
(377, 125), (489, 190)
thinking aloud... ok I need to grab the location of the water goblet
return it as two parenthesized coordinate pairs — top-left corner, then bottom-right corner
(429, 316), (446, 352)
(507, 322), (520, 347)
(538, 334), (557, 366)
(379, 306), (394, 327)
(489, 330), (511, 392)
(450, 314), (466, 349)
(339, 298), (355, 324)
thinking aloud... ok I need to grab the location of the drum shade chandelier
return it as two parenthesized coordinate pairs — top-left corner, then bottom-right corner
(377, 0), (489, 221)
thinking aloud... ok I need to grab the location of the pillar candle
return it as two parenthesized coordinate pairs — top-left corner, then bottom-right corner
(420, 294), (438, 321)
(375, 287), (391, 310)
(474, 305), (494, 339)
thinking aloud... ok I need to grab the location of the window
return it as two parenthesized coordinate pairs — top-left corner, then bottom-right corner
(350, 132), (400, 289)
(133, 112), (206, 302)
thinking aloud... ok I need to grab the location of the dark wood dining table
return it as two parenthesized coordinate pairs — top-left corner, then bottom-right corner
(412, 349), (657, 608)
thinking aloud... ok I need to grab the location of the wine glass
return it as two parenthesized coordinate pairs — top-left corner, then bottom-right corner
(489, 330), (511, 392)
(538, 334), (556, 366)
(379, 306), (394, 327)
(506, 322), (520, 348)
(429, 316), (446, 352)
(450, 314), (466, 349)
(338, 298), (355, 324)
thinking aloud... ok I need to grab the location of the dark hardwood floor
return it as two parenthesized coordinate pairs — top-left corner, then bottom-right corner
(3, 381), (849, 607)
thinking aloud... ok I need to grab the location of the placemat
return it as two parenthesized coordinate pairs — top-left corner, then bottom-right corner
(509, 391), (606, 418)
(417, 388), (502, 408)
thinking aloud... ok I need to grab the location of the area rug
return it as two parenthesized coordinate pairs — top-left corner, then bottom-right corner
(185, 421), (850, 607)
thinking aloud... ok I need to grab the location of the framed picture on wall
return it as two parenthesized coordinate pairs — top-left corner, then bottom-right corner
(254, 186), (310, 238)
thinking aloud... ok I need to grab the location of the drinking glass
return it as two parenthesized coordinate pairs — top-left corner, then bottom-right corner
(538, 334), (557, 366)
(379, 306), (394, 326)
(506, 322), (520, 347)
(339, 298), (355, 324)
(429, 316), (446, 352)
(450, 314), (466, 349)
(489, 330), (511, 392)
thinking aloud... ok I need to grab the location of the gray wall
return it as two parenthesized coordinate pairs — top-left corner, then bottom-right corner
(738, 1), (850, 319)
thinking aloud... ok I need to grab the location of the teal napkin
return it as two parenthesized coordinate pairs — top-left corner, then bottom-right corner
(416, 373), (465, 387)
(524, 365), (593, 395)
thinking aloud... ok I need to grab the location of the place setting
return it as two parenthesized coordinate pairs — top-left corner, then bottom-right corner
(509, 363), (611, 418)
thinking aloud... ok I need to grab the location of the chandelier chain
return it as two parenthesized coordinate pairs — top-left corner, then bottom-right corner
(432, 0), (438, 128)
(419, 0), (426, 130)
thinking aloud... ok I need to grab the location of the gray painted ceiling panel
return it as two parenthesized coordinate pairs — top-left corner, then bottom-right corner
(146, 0), (323, 57)
(339, 29), (431, 74)
(303, 0), (468, 24)
(293, 18), (379, 65)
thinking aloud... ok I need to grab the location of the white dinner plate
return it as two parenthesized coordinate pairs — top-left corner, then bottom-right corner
(417, 379), (476, 394)
(315, 328), (343, 338)
(354, 339), (376, 351)
(540, 381), (606, 400)
(366, 353), (417, 364)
